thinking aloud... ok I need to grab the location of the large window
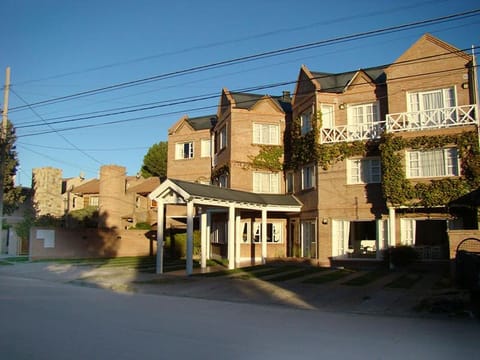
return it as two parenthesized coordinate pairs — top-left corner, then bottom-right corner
(347, 157), (381, 184)
(216, 126), (227, 152)
(348, 102), (379, 126)
(175, 142), (194, 159)
(320, 104), (335, 128)
(408, 87), (455, 113)
(253, 123), (279, 145)
(407, 148), (459, 178)
(252, 222), (283, 243)
(201, 139), (211, 158)
(253, 172), (279, 193)
(301, 165), (315, 190)
(301, 220), (316, 258)
(300, 111), (312, 135)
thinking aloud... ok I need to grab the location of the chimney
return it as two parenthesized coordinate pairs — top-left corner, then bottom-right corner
(282, 91), (291, 101)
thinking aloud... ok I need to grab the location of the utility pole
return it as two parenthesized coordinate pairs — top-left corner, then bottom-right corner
(0, 67), (11, 248)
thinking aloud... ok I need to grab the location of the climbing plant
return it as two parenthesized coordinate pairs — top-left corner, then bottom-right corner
(248, 145), (284, 171)
(379, 131), (480, 207)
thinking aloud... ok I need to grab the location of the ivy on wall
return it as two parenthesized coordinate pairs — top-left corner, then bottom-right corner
(379, 131), (480, 207)
(248, 145), (284, 171)
(283, 106), (480, 208)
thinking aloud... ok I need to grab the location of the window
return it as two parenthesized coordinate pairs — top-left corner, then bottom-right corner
(218, 174), (228, 188)
(300, 111), (312, 135)
(253, 172), (279, 193)
(301, 165), (315, 190)
(252, 222), (283, 243)
(175, 142), (194, 159)
(253, 123), (279, 145)
(201, 139), (211, 158)
(348, 102), (379, 126)
(89, 196), (99, 207)
(408, 87), (455, 113)
(347, 157), (381, 184)
(286, 171), (294, 193)
(301, 220), (316, 258)
(320, 104), (334, 128)
(407, 148), (459, 178)
(216, 126), (227, 152)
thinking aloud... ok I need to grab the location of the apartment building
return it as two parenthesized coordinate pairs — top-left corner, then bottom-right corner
(288, 33), (478, 265)
(160, 33), (479, 269)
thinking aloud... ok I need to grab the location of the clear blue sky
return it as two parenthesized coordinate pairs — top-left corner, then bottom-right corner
(1, 0), (479, 186)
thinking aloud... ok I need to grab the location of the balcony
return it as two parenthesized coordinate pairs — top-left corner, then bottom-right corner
(386, 104), (478, 133)
(320, 105), (478, 144)
(320, 122), (385, 144)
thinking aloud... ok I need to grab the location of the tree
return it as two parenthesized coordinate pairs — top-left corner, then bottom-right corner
(1, 120), (24, 215)
(140, 141), (168, 179)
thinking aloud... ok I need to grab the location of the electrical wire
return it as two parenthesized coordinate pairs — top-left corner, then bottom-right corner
(8, 8), (480, 112)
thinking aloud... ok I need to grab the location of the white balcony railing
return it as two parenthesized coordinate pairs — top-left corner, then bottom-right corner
(320, 105), (478, 144)
(386, 104), (478, 133)
(320, 122), (385, 144)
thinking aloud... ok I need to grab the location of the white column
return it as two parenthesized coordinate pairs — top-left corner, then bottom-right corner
(186, 201), (194, 276)
(235, 210), (241, 267)
(156, 202), (165, 274)
(388, 207), (396, 247)
(206, 211), (211, 260)
(228, 205), (235, 270)
(261, 209), (267, 264)
(200, 210), (207, 269)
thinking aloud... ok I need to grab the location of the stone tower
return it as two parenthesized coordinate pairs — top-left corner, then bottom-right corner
(98, 165), (127, 229)
(32, 167), (63, 217)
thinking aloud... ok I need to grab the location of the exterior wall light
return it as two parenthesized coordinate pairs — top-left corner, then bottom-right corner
(339, 103), (346, 110)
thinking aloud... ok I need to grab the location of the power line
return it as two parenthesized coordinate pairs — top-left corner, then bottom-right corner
(9, 8), (480, 112)
(11, 0), (451, 87)
(11, 89), (103, 165)
(14, 47), (477, 132)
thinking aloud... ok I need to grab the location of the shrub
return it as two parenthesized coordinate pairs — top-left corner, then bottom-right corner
(164, 229), (201, 259)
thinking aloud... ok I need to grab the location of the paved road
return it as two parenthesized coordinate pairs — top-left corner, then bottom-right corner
(1, 272), (478, 360)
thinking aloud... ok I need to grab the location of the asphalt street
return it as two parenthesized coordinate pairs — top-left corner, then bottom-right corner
(0, 270), (478, 360)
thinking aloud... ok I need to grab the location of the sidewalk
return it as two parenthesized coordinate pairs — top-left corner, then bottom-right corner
(0, 260), (474, 320)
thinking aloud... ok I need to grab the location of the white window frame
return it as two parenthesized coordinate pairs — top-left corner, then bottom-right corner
(200, 139), (211, 158)
(252, 221), (283, 243)
(347, 157), (381, 184)
(253, 123), (280, 145)
(285, 171), (294, 194)
(400, 218), (416, 246)
(406, 148), (459, 178)
(253, 172), (280, 193)
(175, 142), (194, 160)
(89, 196), (99, 207)
(216, 126), (227, 152)
(347, 102), (380, 126)
(320, 104), (335, 128)
(301, 164), (315, 190)
(407, 87), (456, 113)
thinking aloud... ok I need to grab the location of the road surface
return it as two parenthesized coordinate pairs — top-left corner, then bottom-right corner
(0, 274), (478, 359)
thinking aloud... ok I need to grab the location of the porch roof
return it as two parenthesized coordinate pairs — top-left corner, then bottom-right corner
(149, 178), (302, 211)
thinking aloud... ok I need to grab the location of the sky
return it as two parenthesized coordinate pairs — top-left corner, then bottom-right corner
(1, 0), (479, 186)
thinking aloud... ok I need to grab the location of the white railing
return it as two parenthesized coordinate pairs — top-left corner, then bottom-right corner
(386, 104), (477, 133)
(320, 122), (385, 144)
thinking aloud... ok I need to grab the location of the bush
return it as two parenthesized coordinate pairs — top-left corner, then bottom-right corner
(132, 222), (151, 230)
(384, 246), (418, 268)
(164, 229), (201, 259)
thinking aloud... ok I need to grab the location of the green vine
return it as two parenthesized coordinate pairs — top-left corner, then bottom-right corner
(379, 131), (480, 207)
(211, 165), (229, 183)
(248, 145), (284, 171)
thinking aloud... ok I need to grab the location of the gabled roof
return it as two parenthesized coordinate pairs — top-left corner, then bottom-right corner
(310, 66), (387, 93)
(127, 177), (161, 194)
(186, 115), (217, 130)
(150, 178), (302, 211)
(229, 91), (292, 113)
(72, 179), (99, 194)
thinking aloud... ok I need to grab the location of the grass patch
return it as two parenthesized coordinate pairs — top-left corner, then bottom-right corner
(302, 269), (355, 284)
(267, 267), (327, 282)
(385, 273), (422, 289)
(343, 270), (389, 286)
